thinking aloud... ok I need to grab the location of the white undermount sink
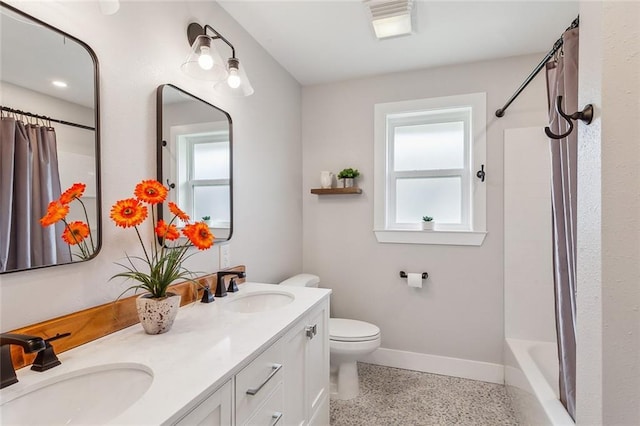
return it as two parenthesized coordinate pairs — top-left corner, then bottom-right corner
(0, 363), (153, 425)
(224, 291), (295, 313)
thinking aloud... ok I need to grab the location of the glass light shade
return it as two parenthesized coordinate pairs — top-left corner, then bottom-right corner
(214, 58), (254, 97)
(181, 35), (228, 81)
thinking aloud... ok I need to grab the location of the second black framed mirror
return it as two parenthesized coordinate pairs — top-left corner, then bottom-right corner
(157, 84), (232, 243)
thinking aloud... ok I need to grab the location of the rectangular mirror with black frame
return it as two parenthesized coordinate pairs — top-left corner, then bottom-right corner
(157, 84), (232, 243)
(0, 2), (101, 273)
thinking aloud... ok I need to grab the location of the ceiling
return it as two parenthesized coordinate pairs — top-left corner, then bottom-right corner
(1, 6), (95, 108)
(0, 1), (580, 107)
(218, 0), (579, 86)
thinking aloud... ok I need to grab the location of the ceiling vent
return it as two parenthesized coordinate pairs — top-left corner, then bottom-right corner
(364, 0), (415, 39)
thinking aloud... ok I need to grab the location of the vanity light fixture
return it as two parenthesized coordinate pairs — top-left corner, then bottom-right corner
(181, 23), (254, 97)
(364, 0), (415, 40)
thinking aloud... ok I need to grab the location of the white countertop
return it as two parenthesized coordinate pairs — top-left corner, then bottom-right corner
(0, 283), (331, 425)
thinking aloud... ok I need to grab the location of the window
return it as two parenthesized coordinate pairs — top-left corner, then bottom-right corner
(374, 93), (487, 245)
(174, 128), (231, 230)
(181, 133), (230, 227)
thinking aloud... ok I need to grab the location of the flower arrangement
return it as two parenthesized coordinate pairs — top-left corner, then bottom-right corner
(40, 182), (96, 260)
(110, 179), (214, 299)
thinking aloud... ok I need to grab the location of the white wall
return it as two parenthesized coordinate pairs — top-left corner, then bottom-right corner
(302, 54), (549, 366)
(504, 127), (555, 343)
(577, 1), (640, 424)
(0, 0), (302, 331)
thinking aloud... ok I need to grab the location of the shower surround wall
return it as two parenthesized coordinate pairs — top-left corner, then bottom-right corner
(0, 0), (303, 331)
(504, 127), (555, 343)
(302, 54), (550, 381)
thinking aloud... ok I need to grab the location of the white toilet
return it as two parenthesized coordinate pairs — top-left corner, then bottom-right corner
(279, 274), (381, 400)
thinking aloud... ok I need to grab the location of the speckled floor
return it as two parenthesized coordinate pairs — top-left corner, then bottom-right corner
(330, 363), (518, 426)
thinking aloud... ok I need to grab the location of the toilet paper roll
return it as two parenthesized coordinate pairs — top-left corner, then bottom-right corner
(407, 273), (423, 288)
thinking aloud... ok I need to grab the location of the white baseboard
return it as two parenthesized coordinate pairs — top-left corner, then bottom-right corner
(361, 347), (504, 384)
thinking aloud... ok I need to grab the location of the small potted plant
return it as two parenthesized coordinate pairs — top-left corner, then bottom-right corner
(337, 168), (360, 188)
(202, 215), (211, 226)
(422, 215), (434, 230)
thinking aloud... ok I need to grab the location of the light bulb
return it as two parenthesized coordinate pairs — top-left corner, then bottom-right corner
(227, 68), (241, 89)
(198, 46), (214, 70)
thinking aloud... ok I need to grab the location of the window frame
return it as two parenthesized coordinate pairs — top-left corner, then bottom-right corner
(178, 131), (231, 229)
(373, 92), (487, 246)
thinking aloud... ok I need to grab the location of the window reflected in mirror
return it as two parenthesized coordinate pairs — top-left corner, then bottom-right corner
(157, 84), (232, 242)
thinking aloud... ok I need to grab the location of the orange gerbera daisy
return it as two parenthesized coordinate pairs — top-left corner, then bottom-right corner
(62, 221), (90, 245)
(59, 182), (86, 205)
(110, 198), (148, 228)
(40, 201), (70, 226)
(155, 219), (180, 241)
(134, 179), (168, 205)
(183, 222), (214, 250)
(168, 201), (190, 222)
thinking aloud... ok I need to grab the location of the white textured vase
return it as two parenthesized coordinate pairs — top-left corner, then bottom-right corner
(320, 171), (334, 189)
(135, 293), (181, 334)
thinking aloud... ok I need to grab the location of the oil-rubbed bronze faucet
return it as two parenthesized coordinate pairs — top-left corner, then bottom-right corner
(0, 333), (46, 388)
(30, 333), (71, 372)
(215, 271), (246, 297)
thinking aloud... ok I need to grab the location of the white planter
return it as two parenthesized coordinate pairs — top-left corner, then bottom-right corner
(135, 292), (181, 334)
(421, 221), (434, 230)
(343, 178), (354, 188)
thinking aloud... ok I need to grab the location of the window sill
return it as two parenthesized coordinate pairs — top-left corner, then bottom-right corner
(373, 229), (487, 246)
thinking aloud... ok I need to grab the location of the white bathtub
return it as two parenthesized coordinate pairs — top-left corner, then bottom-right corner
(504, 338), (575, 425)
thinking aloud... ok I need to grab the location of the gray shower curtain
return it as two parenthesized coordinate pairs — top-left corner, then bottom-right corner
(0, 116), (70, 272)
(545, 27), (578, 420)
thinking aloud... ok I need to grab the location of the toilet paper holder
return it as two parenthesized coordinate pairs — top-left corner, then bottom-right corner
(399, 271), (428, 279)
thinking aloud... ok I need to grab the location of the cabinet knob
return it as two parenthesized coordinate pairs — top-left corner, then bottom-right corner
(305, 324), (317, 339)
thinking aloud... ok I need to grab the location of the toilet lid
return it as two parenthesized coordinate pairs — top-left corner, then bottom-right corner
(330, 318), (380, 342)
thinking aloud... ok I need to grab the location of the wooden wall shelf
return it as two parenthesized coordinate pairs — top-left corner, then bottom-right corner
(310, 187), (362, 195)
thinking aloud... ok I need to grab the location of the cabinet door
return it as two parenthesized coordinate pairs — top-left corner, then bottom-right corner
(175, 379), (232, 426)
(306, 301), (329, 421)
(282, 320), (307, 426)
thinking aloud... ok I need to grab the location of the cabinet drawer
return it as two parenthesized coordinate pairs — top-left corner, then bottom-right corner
(236, 339), (284, 425)
(242, 382), (284, 426)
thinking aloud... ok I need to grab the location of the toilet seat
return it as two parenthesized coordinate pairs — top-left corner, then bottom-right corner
(329, 318), (380, 342)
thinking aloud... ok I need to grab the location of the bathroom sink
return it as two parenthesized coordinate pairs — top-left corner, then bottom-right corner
(224, 291), (295, 313)
(0, 363), (153, 425)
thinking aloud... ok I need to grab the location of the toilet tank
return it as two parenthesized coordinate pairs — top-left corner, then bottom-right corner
(279, 274), (320, 288)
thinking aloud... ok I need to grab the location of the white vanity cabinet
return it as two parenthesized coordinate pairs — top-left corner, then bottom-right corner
(173, 296), (329, 426)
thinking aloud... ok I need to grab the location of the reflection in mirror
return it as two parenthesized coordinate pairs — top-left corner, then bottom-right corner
(157, 84), (232, 242)
(0, 2), (101, 273)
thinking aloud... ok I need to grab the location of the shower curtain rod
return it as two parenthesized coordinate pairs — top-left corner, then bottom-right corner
(0, 105), (95, 131)
(495, 16), (579, 118)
